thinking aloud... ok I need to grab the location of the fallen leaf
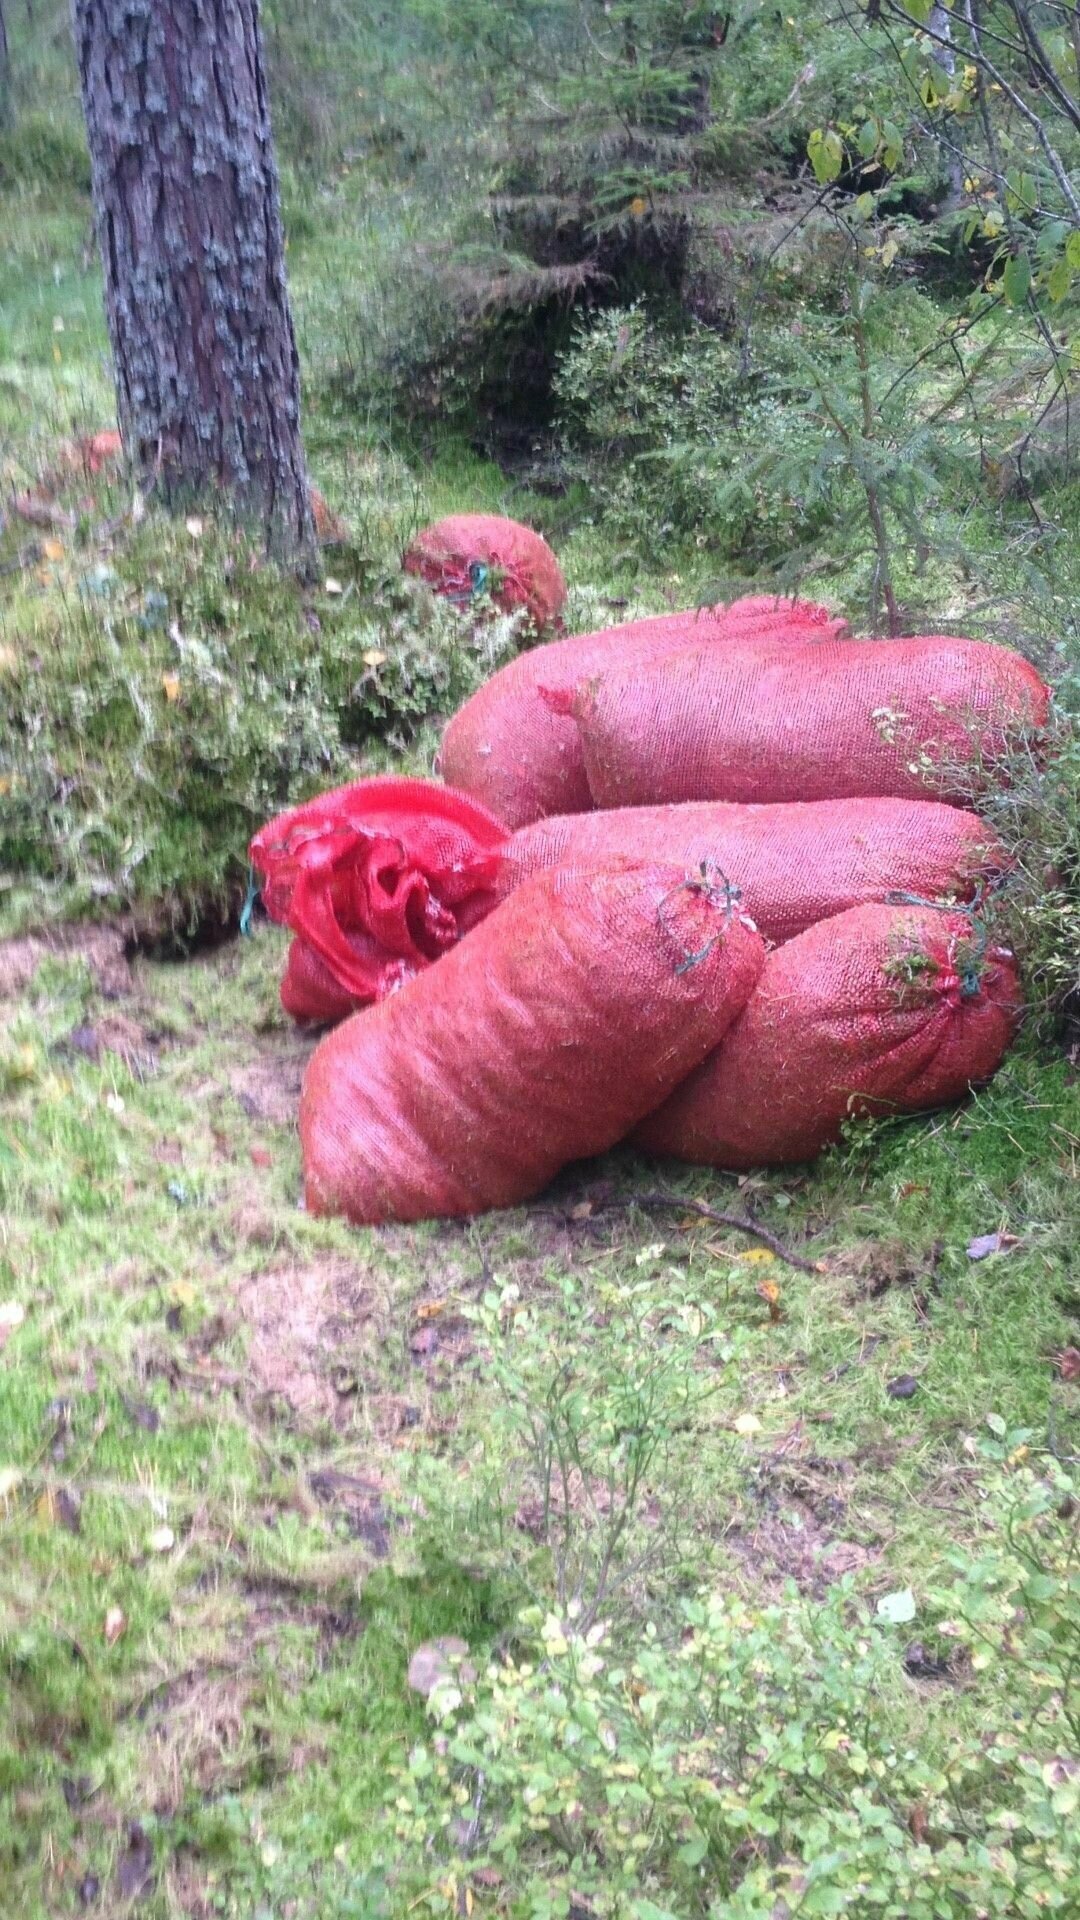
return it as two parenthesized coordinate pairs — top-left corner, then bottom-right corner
(249, 1144), (272, 1169)
(886, 1374), (919, 1400)
(737, 1248), (776, 1265)
(908, 1803), (930, 1843)
(42, 536), (65, 562)
(167, 1280), (196, 1310)
(733, 1412), (761, 1435)
(414, 1299), (446, 1323)
(904, 1640), (950, 1679)
(324, 577), (344, 596)
(185, 516), (204, 539)
(876, 1586), (917, 1625)
(161, 672), (181, 703)
(756, 1278), (783, 1322)
(1054, 1345), (1080, 1382)
(116, 1824), (154, 1901)
(362, 647), (387, 668)
(966, 1231), (1019, 1261)
(147, 1524), (175, 1554)
(104, 1606), (126, 1645)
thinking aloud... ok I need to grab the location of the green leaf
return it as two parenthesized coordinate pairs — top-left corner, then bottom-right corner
(808, 128), (844, 185)
(880, 119), (904, 170)
(853, 192), (876, 223)
(1003, 252), (1032, 306)
(856, 119), (879, 159)
(1066, 230), (1080, 269)
(903, 0), (932, 22)
(677, 1835), (709, 1867)
(876, 1587), (917, 1624)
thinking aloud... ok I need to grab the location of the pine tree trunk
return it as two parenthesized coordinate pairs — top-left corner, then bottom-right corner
(70, 0), (315, 562)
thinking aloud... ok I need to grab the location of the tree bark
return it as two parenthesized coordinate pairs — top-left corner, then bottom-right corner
(70, 0), (315, 562)
(0, 1), (9, 115)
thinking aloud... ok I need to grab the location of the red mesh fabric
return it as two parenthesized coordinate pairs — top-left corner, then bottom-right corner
(439, 596), (849, 828)
(300, 860), (765, 1225)
(280, 932), (400, 1027)
(500, 797), (1005, 945)
(403, 514), (567, 629)
(635, 902), (1020, 1169)
(250, 777), (506, 1016)
(569, 634), (1050, 809)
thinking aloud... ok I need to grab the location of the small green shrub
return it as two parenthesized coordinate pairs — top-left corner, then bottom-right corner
(387, 1458), (1080, 1919)
(554, 303), (841, 564)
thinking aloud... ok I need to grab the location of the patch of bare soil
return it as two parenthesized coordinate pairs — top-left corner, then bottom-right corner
(724, 1453), (879, 1597)
(229, 1034), (317, 1127)
(234, 1256), (374, 1424)
(54, 1011), (160, 1075)
(138, 1665), (259, 1814)
(0, 921), (132, 999)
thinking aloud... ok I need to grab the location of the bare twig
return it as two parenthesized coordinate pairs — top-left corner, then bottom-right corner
(596, 1191), (824, 1273)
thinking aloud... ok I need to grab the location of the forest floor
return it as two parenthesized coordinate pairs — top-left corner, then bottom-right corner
(2, 179), (1079, 1920)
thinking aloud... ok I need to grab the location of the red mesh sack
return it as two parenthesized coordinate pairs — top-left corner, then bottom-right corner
(300, 861), (765, 1225)
(500, 797), (1005, 946)
(250, 777), (507, 1018)
(440, 596), (849, 829)
(635, 902), (1020, 1169)
(403, 514), (567, 630)
(565, 634), (1049, 809)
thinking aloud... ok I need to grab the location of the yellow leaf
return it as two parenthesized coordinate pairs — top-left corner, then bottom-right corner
(148, 1524), (175, 1553)
(185, 516), (204, 539)
(736, 1248), (776, 1264)
(0, 1467), (23, 1507)
(733, 1413), (762, 1435)
(104, 1606), (126, 1645)
(324, 577), (344, 596)
(629, 195), (648, 218)
(35, 1491), (58, 1529)
(52, 345), (62, 365)
(167, 1280), (197, 1308)
(161, 672), (181, 703)
(42, 538), (65, 563)
(362, 647), (387, 668)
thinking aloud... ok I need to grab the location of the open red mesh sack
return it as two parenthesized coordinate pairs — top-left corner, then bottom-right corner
(250, 777), (506, 1018)
(300, 861), (765, 1225)
(635, 902), (1020, 1169)
(403, 514), (567, 630)
(439, 596), (849, 828)
(565, 634), (1049, 810)
(500, 797), (1005, 946)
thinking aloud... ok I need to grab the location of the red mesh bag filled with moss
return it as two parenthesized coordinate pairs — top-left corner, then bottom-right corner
(500, 796), (1005, 946)
(439, 596), (848, 829)
(250, 777), (507, 1019)
(635, 901), (1020, 1169)
(561, 634), (1049, 810)
(299, 861), (765, 1225)
(403, 514), (567, 630)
